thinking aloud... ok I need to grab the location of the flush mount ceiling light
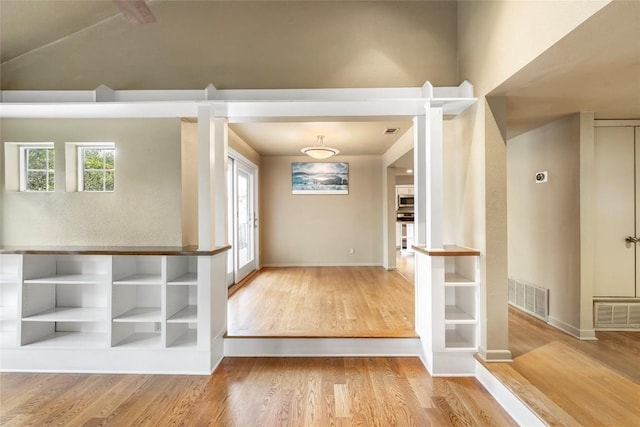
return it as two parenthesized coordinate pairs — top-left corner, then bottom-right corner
(300, 135), (339, 160)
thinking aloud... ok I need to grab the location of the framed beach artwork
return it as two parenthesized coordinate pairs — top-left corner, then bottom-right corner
(292, 162), (349, 195)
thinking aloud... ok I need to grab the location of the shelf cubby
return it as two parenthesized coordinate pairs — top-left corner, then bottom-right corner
(444, 324), (477, 350)
(113, 307), (161, 322)
(166, 256), (198, 348)
(111, 322), (161, 348)
(19, 255), (109, 348)
(444, 286), (477, 325)
(112, 255), (163, 285)
(21, 320), (107, 348)
(166, 324), (197, 348)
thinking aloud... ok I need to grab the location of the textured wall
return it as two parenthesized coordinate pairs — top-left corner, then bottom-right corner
(1, 118), (183, 246)
(260, 155), (382, 266)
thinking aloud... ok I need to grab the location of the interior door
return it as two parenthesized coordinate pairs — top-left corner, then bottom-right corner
(636, 126), (640, 298)
(593, 126), (637, 297)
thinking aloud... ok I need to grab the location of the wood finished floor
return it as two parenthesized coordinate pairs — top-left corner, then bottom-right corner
(0, 357), (517, 426)
(227, 266), (416, 337)
(497, 307), (640, 426)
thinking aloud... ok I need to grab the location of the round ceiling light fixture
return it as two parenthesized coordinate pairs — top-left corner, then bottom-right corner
(301, 135), (339, 159)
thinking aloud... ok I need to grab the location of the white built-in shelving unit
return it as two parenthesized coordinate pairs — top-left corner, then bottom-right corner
(443, 254), (479, 351)
(414, 245), (480, 375)
(0, 247), (228, 374)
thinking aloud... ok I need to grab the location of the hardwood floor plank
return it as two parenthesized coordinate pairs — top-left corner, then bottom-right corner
(481, 361), (579, 427)
(513, 341), (640, 426)
(0, 373), (88, 425)
(0, 357), (516, 426)
(227, 266), (416, 337)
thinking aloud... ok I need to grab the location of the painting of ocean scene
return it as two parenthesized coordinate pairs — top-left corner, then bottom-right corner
(292, 162), (349, 194)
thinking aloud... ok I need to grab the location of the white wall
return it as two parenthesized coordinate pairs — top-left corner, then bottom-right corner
(507, 114), (582, 330)
(260, 155), (382, 266)
(1, 118), (183, 246)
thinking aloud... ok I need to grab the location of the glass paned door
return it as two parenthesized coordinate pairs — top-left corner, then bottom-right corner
(235, 162), (255, 281)
(227, 156), (257, 286)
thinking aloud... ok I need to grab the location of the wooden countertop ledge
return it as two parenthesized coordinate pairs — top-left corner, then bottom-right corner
(0, 245), (231, 256)
(411, 244), (480, 256)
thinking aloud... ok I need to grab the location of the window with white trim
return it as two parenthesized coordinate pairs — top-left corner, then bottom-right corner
(78, 144), (115, 192)
(20, 144), (55, 192)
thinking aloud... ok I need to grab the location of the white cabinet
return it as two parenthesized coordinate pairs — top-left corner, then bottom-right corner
(396, 185), (414, 195)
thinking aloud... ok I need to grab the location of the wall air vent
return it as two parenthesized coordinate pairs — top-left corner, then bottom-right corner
(384, 128), (400, 135)
(594, 302), (640, 330)
(508, 278), (549, 321)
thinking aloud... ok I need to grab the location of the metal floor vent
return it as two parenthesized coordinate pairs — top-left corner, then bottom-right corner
(594, 302), (640, 330)
(508, 278), (549, 321)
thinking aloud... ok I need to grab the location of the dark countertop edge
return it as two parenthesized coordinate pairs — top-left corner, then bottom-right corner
(0, 245), (232, 256)
(411, 244), (480, 256)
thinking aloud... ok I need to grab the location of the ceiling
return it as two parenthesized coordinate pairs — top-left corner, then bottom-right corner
(1, 1), (638, 154)
(231, 120), (412, 157)
(490, 1), (640, 138)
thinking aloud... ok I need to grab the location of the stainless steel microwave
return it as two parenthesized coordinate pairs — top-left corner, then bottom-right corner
(398, 194), (414, 208)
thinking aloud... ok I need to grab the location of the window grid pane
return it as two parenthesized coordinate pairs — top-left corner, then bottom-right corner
(25, 147), (54, 192)
(81, 147), (115, 192)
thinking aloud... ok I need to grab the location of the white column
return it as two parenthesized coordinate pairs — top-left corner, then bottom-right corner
(413, 112), (428, 247)
(382, 166), (397, 270)
(197, 105), (229, 372)
(426, 107), (444, 249)
(197, 105), (229, 250)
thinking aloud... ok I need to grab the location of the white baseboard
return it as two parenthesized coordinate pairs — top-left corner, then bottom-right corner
(477, 347), (513, 363)
(475, 360), (545, 426)
(261, 263), (383, 268)
(548, 316), (598, 340)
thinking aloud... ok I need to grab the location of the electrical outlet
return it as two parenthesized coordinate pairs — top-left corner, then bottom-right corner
(349, 248), (355, 254)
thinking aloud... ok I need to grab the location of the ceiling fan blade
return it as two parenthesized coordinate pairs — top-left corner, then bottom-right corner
(114, 0), (156, 24)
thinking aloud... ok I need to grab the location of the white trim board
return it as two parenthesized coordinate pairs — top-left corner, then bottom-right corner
(224, 337), (421, 357)
(0, 83), (476, 120)
(547, 316), (597, 340)
(474, 360), (545, 427)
